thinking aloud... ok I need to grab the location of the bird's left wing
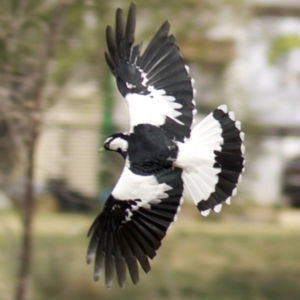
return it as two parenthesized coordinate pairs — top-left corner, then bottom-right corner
(105, 3), (196, 142)
(86, 166), (183, 288)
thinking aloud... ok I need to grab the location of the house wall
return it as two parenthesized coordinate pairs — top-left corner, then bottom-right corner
(246, 136), (300, 204)
(34, 82), (101, 198)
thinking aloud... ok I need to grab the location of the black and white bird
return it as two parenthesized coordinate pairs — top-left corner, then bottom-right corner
(87, 3), (245, 288)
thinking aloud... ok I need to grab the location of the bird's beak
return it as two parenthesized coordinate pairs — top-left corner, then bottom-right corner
(98, 147), (105, 153)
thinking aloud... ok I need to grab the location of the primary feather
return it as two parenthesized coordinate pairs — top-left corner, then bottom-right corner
(105, 3), (195, 141)
(87, 167), (183, 288)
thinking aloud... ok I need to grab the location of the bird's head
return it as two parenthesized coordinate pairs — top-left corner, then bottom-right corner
(99, 133), (129, 158)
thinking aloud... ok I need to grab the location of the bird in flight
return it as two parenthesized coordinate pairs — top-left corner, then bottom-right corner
(87, 3), (245, 288)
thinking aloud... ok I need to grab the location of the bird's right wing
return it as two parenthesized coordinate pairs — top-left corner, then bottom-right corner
(86, 165), (183, 288)
(105, 3), (196, 142)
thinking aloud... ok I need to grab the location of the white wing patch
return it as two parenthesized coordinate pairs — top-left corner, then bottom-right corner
(112, 164), (172, 204)
(125, 89), (183, 131)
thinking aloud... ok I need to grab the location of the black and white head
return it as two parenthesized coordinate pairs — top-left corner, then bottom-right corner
(100, 133), (129, 158)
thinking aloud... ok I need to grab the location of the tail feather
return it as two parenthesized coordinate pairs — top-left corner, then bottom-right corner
(176, 105), (245, 216)
(191, 120), (222, 137)
(184, 173), (206, 201)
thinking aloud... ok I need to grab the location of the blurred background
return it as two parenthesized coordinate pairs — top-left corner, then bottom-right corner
(1, 0), (300, 299)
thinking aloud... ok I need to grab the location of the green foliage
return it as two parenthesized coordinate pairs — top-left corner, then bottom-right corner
(268, 35), (300, 65)
(0, 1), (53, 72)
(51, 1), (102, 85)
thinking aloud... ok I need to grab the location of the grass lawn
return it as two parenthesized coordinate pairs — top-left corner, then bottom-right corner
(1, 206), (300, 300)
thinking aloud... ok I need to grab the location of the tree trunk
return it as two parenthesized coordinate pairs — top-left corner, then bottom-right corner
(15, 128), (38, 300)
(13, 4), (65, 299)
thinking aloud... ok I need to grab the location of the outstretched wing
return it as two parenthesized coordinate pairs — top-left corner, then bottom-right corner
(105, 3), (196, 142)
(87, 166), (183, 288)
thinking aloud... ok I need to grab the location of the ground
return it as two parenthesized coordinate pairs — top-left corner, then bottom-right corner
(1, 204), (300, 300)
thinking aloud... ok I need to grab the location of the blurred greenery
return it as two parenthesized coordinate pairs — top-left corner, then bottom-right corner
(1, 207), (300, 300)
(268, 35), (300, 65)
